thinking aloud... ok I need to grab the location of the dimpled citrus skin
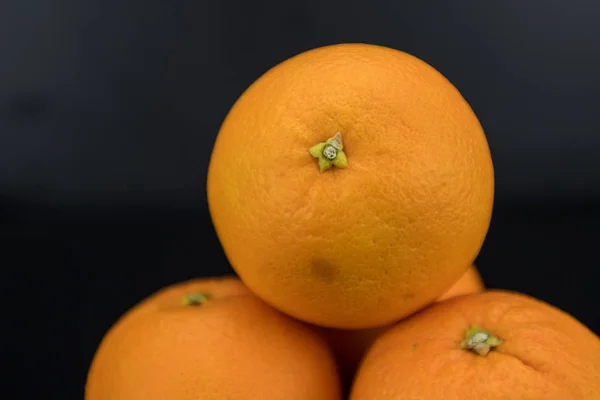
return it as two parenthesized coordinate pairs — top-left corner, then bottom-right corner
(317, 264), (485, 390)
(350, 290), (600, 400)
(207, 43), (494, 329)
(85, 277), (342, 400)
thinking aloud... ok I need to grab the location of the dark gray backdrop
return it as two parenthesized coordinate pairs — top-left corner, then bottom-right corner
(2, 1), (599, 399)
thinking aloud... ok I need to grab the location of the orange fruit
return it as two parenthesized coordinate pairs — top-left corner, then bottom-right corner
(318, 264), (485, 390)
(437, 263), (484, 301)
(350, 290), (600, 400)
(85, 276), (342, 400)
(207, 43), (494, 329)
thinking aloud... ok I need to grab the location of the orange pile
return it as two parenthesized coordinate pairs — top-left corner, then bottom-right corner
(86, 43), (600, 399)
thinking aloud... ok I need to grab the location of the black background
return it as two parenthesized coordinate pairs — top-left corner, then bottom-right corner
(2, 1), (599, 399)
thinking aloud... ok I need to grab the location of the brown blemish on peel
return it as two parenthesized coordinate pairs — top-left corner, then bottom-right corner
(310, 258), (339, 283)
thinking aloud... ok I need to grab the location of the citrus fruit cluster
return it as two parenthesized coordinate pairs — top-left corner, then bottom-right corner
(85, 44), (600, 399)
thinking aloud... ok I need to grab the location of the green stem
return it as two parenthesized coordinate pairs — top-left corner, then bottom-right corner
(309, 132), (349, 172)
(460, 325), (503, 356)
(183, 292), (210, 306)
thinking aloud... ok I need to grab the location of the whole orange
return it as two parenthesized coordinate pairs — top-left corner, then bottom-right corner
(318, 264), (485, 390)
(207, 43), (494, 329)
(85, 276), (342, 400)
(350, 290), (600, 400)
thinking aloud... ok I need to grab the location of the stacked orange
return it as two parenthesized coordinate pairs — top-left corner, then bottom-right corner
(86, 44), (600, 399)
